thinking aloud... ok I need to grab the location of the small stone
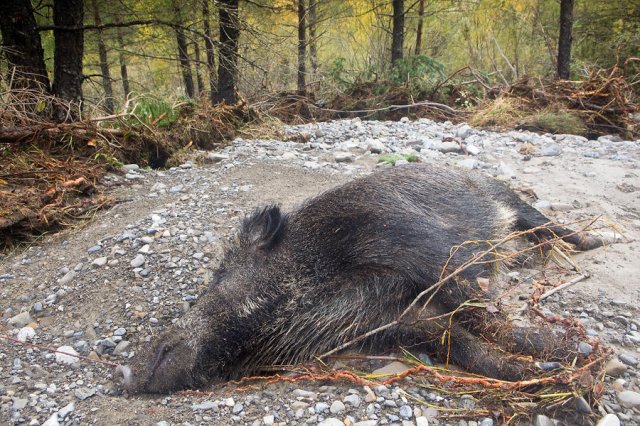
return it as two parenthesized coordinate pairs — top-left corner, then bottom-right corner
(293, 389), (317, 400)
(456, 125), (472, 139)
(57, 270), (76, 284)
(113, 340), (131, 356)
(263, 415), (275, 425)
(399, 405), (412, 418)
(605, 359), (627, 376)
(457, 158), (478, 170)
(574, 396), (592, 414)
(12, 398), (28, 410)
(232, 403), (243, 414)
(92, 257), (107, 267)
(466, 145), (481, 155)
(617, 390), (640, 408)
(55, 346), (79, 365)
(367, 139), (386, 154)
(498, 161), (515, 178)
(33, 302), (43, 313)
(354, 421), (378, 426)
(58, 402), (75, 420)
(130, 254), (145, 268)
(372, 361), (411, 375)
(121, 164), (140, 171)
(578, 342), (593, 357)
(224, 397), (235, 407)
(618, 352), (639, 366)
(334, 152), (355, 163)
(315, 402), (329, 413)
(16, 326), (35, 342)
(8, 311), (33, 328)
(479, 418), (494, 426)
(205, 153), (229, 163)
(169, 185), (184, 193)
(533, 415), (555, 426)
(87, 245), (102, 253)
(192, 401), (218, 411)
(436, 141), (461, 153)
(318, 419), (345, 426)
(113, 327), (127, 336)
(541, 145), (562, 156)
(596, 414), (620, 426)
(330, 400), (345, 414)
(41, 413), (60, 426)
(282, 152), (297, 160)
(416, 417), (429, 426)
(75, 387), (96, 400)
(343, 394), (361, 408)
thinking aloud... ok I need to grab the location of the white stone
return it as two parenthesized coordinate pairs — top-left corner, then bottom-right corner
(596, 414), (620, 426)
(617, 390), (640, 408)
(16, 326), (35, 342)
(55, 346), (80, 365)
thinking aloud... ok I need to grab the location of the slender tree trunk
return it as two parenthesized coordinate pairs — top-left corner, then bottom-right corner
(297, 0), (306, 94)
(173, 12), (195, 98)
(308, 0), (318, 80)
(194, 41), (204, 96)
(415, 0), (424, 55)
(90, 0), (114, 113)
(391, 0), (404, 65)
(0, 0), (50, 92)
(215, 0), (240, 104)
(202, 0), (217, 102)
(557, 0), (574, 80)
(114, 17), (130, 98)
(53, 0), (85, 119)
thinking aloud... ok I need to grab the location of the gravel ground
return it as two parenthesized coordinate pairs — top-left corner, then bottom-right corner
(1, 117), (639, 426)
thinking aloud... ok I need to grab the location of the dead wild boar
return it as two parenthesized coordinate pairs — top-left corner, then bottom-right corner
(117, 163), (603, 393)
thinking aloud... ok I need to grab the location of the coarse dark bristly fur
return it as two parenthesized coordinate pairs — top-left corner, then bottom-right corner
(117, 163), (604, 393)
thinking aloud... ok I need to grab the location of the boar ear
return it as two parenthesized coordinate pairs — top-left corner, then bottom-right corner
(242, 205), (288, 251)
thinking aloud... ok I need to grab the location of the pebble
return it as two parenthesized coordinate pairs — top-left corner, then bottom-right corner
(343, 394), (361, 407)
(57, 270), (76, 284)
(578, 342), (593, 357)
(16, 326), (35, 342)
(596, 414), (620, 426)
(618, 352), (639, 366)
(8, 311), (33, 328)
(55, 346), (79, 365)
(318, 419), (345, 426)
(617, 390), (640, 408)
(263, 414), (275, 425)
(479, 418), (494, 426)
(232, 403), (243, 414)
(334, 152), (355, 162)
(130, 254), (146, 268)
(330, 400), (345, 414)
(541, 144), (562, 156)
(399, 405), (413, 418)
(416, 417), (430, 426)
(605, 359), (628, 376)
(315, 402), (329, 413)
(293, 389), (317, 400)
(192, 401), (218, 411)
(92, 256), (108, 267)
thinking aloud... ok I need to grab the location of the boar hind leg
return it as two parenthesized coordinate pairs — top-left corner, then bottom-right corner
(400, 306), (537, 381)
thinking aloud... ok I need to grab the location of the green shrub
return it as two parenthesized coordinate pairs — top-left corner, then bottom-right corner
(378, 153), (419, 165)
(132, 96), (180, 127)
(390, 55), (446, 86)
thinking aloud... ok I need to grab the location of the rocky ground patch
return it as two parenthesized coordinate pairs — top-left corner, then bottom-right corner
(1, 118), (639, 425)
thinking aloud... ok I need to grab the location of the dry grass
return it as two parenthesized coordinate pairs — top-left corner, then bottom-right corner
(469, 97), (528, 129)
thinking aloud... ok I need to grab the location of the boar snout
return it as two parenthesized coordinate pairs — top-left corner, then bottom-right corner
(116, 333), (206, 393)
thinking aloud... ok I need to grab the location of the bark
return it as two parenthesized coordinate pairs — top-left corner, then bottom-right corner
(172, 2), (195, 98)
(90, 0), (114, 113)
(391, 0), (404, 65)
(308, 0), (318, 79)
(114, 21), (130, 98)
(415, 0), (424, 55)
(297, 0), (306, 94)
(557, 0), (574, 79)
(52, 0), (85, 110)
(202, 0), (217, 102)
(215, 0), (240, 104)
(194, 41), (204, 96)
(0, 0), (50, 92)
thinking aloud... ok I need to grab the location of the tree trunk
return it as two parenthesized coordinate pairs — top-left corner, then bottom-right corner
(391, 0), (404, 65)
(297, 0), (306, 94)
(215, 0), (240, 104)
(202, 0), (217, 102)
(90, 0), (114, 113)
(53, 0), (85, 118)
(0, 0), (50, 92)
(114, 17), (130, 98)
(557, 0), (574, 80)
(308, 0), (318, 80)
(194, 41), (204, 97)
(172, 4), (195, 99)
(415, 0), (424, 55)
